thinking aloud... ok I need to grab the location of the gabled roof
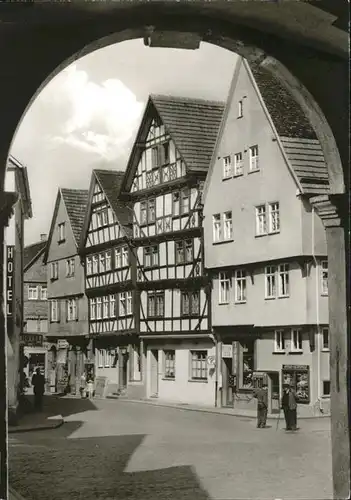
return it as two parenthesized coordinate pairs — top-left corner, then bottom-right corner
(60, 188), (89, 243)
(79, 169), (133, 251)
(24, 240), (46, 271)
(7, 155), (33, 219)
(43, 187), (88, 263)
(121, 94), (225, 193)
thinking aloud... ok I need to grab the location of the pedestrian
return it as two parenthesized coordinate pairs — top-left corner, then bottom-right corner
(79, 372), (86, 398)
(281, 382), (298, 430)
(31, 368), (45, 412)
(253, 382), (268, 428)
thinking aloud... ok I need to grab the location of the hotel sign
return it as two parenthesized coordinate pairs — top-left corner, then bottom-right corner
(20, 334), (43, 347)
(6, 246), (14, 317)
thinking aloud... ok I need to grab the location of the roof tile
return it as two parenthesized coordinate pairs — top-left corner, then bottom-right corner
(61, 188), (89, 244)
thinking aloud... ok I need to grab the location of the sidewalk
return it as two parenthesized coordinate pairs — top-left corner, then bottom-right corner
(8, 410), (63, 434)
(106, 396), (330, 420)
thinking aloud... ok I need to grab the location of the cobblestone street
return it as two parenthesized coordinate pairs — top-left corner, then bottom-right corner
(9, 397), (332, 500)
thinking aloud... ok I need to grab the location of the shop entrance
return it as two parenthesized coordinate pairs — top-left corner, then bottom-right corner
(221, 357), (234, 407)
(268, 372), (280, 414)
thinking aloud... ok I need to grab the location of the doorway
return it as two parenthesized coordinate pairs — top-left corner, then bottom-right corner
(268, 371), (280, 414)
(221, 357), (234, 407)
(150, 349), (159, 397)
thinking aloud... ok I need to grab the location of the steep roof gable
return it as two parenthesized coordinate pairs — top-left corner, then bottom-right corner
(121, 94), (225, 193)
(79, 169), (132, 251)
(24, 240), (46, 271)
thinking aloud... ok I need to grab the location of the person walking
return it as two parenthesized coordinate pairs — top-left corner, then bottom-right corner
(281, 382), (298, 430)
(253, 382), (269, 428)
(31, 368), (45, 412)
(79, 372), (87, 399)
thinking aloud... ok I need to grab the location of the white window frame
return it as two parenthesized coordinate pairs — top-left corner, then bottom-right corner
(234, 152), (243, 176)
(223, 155), (232, 179)
(126, 291), (133, 315)
(322, 327), (330, 351)
(28, 285), (38, 300)
(99, 253), (106, 274)
(109, 295), (116, 317)
(291, 329), (303, 352)
(223, 211), (233, 241)
(115, 248), (122, 269)
(103, 296), (109, 319)
(50, 262), (58, 280)
(86, 256), (93, 276)
(58, 222), (65, 242)
(105, 251), (112, 271)
(274, 330), (285, 352)
(321, 260), (328, 295)
(249, 145), (259, 171)
(190, 350), (208, 381)
(278, 263), (289, 297)
(121, 246), (129, 267)
(67, 298), (77, 321)
(219, 272), (230, 304)
(97, 349), (104, 368)
(234, 269), (246, 303)
(119, 292), (126, 317)
(265, 265), (277, 299)
(40, 286), (47, 300)
(164, 350), (176, 379)
(92, 255), (98, 274)
(213, 214), (221, 243)
(255, 205), (267, 236)
(66, 258), (75, 277)
(268, 202), (280, 234)
(50, 300), (59, 322)
(96, 297), (102, 320)
(90, 298), (97, 320)
(238, 100), (243, 118)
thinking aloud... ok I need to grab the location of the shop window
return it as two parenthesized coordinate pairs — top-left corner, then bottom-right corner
(282, 365), (310, 404)
(190, 350), (207, 381)
(239, 340), (255, 390)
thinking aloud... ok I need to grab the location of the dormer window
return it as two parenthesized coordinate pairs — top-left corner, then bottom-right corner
(238, 100), (243, 118)
(58, 223), (65, 243)
(152, 146), (160, 169)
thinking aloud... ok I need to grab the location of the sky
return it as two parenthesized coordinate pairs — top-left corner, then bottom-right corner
(10, 39), (238, 245)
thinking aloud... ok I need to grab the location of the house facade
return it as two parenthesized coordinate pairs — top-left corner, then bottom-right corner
(44, 188), (90, 394)
(203, 57), (330, 416)
(4, 155), (32, 421)
(120, 95), (224, 405)
(22, 235), (54, 392)
(78, 169), (141, 398)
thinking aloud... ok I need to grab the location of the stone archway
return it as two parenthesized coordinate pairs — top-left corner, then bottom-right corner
(0, 3), (348, 499)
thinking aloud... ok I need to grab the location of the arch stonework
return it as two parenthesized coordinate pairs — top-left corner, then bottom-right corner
(0, 2), (349, 499)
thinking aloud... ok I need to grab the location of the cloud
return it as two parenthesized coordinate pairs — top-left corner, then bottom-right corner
(48, 64), (144, 161)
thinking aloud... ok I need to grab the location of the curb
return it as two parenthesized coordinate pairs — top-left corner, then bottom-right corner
(110, 398), (330, 420)
(8, 417), (64, 434)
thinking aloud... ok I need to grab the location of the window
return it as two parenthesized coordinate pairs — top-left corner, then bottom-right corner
(148, 198), (156, 223)
(238, 100), (243, 118)
(126, 291), (133, 315)
(223, 155), (232, 179)
(97, 349), (104, 368)
(249, 145), (259, 171)
(181, 188), (189, 214)
(115, 248), (122, 269)
(163, 142), (170, 164)
(321, 260), (328, 295)
(278, 264), (289, 297)
(291, 329), (303, 351)
(121, 246), (129, 267)
(181, 291), (199, 317)
(99, 254), (106, 274)
(140, 201), (147, 225)
(269, 202), (280, 233)
(66, 258), (75, 277)
(190, 351), (207, 380)
(152, 146), (160, 168)
(274, 330), (285, 352)
(50, 262), (59, 280)
(265, 266), (277, 298)
(223, 211), (233, 240)
(50, 300), (59, 322)
(172, 192), (180, 216)
(175, 240), (193, 264)
(322, 328), (330, 350)
(147, 291), (164, 318)
(109, 295), (116, 317)
(219, 272), (230, 304)
(96, 297), (102, 320)
(103, 296), (109, 319)
(181, 292), (190, 316)
(282, 367), (310, 403)
(255, 205), (267, 236)
(240, 341), (255, 389)
(322, 380), (330, 396)
(144, 245), (158, 268)
(28, 285), (38, 300)
(105, 251), (112, 271)
(234, 270), (246, 303)
(119, 292), (126, 316)
(90, 298), (96, 320)
(67, 298), (77, 321)
(96, 209), (108, 228)
(86, 257), (92, 276)
(92, 255), (98, 274)
(234, 153), (243, 176)
(164, 350), (175, 379)
(58, 222), (65, 242)
(213, 214), (221, 243)
(40, 286), (47, 300)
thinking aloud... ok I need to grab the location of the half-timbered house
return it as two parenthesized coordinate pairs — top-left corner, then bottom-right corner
(79, 169), (141, 397)
(44, 188), (90, 394)
(120, 95), (224, 405)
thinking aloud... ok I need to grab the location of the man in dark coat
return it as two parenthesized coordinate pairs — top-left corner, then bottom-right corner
(281, 383), (298, 430)
(253, 382), (269, 428)
(31, 368), (45, 411)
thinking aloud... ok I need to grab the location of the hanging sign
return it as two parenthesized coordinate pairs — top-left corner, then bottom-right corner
(222, 344), (233, 358)
(207, 355), (216, 366)
(6, 245), (14, 317)
(20, 333), (43, 347)
(58, 339), (69, 349)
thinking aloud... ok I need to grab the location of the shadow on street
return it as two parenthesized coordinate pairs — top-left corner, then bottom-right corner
(25, 394), (99, 418)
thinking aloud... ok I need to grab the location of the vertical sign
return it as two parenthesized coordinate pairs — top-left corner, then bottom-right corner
(6, 245), (14, 317)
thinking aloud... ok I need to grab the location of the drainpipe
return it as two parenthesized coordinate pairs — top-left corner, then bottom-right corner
(312, 206), (322, 412)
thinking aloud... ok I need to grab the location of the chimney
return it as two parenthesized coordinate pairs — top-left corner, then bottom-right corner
(40, 233), (47, 242)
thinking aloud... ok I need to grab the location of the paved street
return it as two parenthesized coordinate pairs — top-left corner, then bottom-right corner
(9, 397), (332, 500)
